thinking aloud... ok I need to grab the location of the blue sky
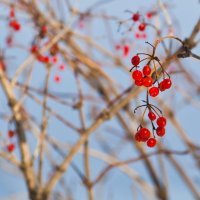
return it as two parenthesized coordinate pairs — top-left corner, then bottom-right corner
(0, 0), (200, 200)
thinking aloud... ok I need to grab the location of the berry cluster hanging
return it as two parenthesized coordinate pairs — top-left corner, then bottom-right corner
(130, 41), (172, 148)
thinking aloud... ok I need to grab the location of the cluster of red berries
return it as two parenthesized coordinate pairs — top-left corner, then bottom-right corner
(30, 45), (65, 83)
(8, 7), (21, 31)
(6, 130), (15, 153)
(37, 54), (50, 64)
(9, 20), (21, 31)
(131, 11), (156, 31)
(115, 44), (130, 57)
(30, 25), (66, 84)
(53, 62), (66, 83)
(131, 55), (172, 96)
(135, 116), (167, 147)
(132, 13), (146, 32)
(30, 45), (49, 64)
(133, 11), (156, 21)
(117, 10), (157, 40)
(130, 52), (172, 147)
(135, 32), (147, 40)
(29, 24), (50, 64)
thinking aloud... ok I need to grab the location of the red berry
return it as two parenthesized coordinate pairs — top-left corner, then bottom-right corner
(51, 56), (58, 63)
(8, 130), (15, 138)
(149, 87), (159, 97)
(30, 45), (38, 53)
(139, 128), (151, 141)
(9, 20), (21, 31)
(159, 81), (165, 92)
(163, 78), (172, 89)
(115, 44), (121, 50)
(142, 33), (147, 39)
(156, 127), (165, 137)
(159, 79), (172, 91)
(131, 55), (140, 66)
(146, 12), (153, 19)
(138, 23), (146, 31)
(54, 75), (61, 83)
(135, 33), (140, 39)
(148, 111), (156, 121)
(37, 54), (49, 63)
(44, 56), (49, 63)
(14, 23), (21, 31)
(147, 138), (157, 147)
(142, 77), (153, 87)
(59, 64), (65, 71)
(132, 70), (142, 81)
(9, 8), (15, 18)
(0, 62), (6, 71)
(123, 45), (130, 57)
(135, 79), (143, 86)
(7, 144), (15, 152)
(9, 20), (14, 27)
(41, 25), (48, 33)
(156, 116), (167, 127)
(132, 13), (140, 21)
(143, 65), (151, 76)
(135, 131), (142, 142)
(6, 35), (13, 46)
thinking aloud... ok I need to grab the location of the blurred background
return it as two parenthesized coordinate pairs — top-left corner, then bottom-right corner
(0, 0), (200, 200)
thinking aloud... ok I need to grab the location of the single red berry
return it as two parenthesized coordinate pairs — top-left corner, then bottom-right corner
(123, 45), (130, 57)
(132, 70), (142, 81)
(143, 65), (151, 76)
(159, 81), (165, 92)
(149, 87), (159, 97)
(0, 62), (6, 71)
(146, 12), (153, 19)
(139, 128), (151, 141)
(135, 32), (140, 39)
(41, 25), (48, 33)
(156, 127), (166, 137)
(115, 44), (121, 50)
(138, 23), (146, 31)
(163, 78), (172, 89)
(148, 111), (156, 121)
(132, 13), (140, 21)
(14, 22), (21, 31)
(6, 35), (13, 46)
(147, 138), (157, 147)
(8, 130), (15, 138)
(135, 131), (142, 142)
(30, 45), (38, 53)
(135, 79), (143, 86)
(51, 56), (58, 63)
(9, 20), (14, 27)
(7, 143), (15, 152)
(156, 116), (167, 127)
(59, 64), (65, 71)
(142, 33), (147, 39)
(54, 75), (61, 83)
(131, 55), (140, 66)
(9, 8), (15, 18)
(142, 76), (153, 87)
(43, 56), (49, 63)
